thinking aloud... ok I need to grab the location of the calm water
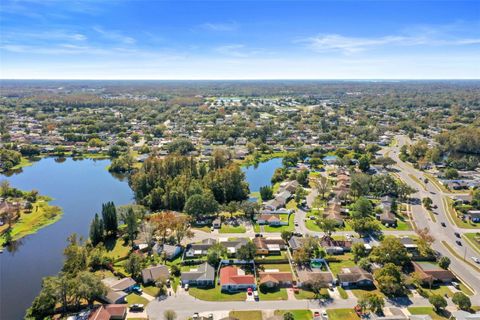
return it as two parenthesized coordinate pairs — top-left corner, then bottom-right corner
(0, 158), (133, 320)
(242, 158), (283, 192)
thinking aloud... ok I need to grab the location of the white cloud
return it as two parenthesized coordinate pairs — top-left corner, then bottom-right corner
(199, 22), (238, 32)
(303, 33), (480, 54)
(93, 26), (136, 45)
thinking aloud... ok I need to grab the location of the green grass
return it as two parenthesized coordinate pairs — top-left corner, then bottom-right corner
(274, 310), (313, 320)
(463, 233), (480, 254)
(229, 311), (263, 320)
(1, 196), (62, 246)
(425, 173), (467, 194)
(327, 309), (360, 320)
(188, 283), (246, 301)
(294, 289), (316, 300)
(407, 307), (450, 320)
(257, 263), (292, 272)
(219, 224), (246, 233)
(10, 156), (34, 171)
(338, 287), (349, 299)
(328, 259), (356, 276)
(459, 282), (475, 296)
(104, 237), (131, 260)
(350, 286), (384, 299)
(240, 151), (288, 167)
(142, 285), (161, 297)
(126, 293), (149, 305)
(421, 285), (454, 298)
(258, 287), (288, 300)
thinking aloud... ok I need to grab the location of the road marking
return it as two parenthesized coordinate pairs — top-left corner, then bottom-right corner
(441, 240), (480, 273)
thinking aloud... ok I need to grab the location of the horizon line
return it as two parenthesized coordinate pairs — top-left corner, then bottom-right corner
(2, 78), (480, 81)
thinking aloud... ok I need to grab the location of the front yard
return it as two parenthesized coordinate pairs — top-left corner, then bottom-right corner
(274, 310), (312, 319)
(408, 307), (450, 320)
(258, 287), (288, 300)
(219, 224), (247, 233)
(327, 309), (360, 320)
(229, 311), (263, 320)
(188, 283), (246, 301)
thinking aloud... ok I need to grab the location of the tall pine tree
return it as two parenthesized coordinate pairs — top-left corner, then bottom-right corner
(101, 202), (118, 235)
(89, 213), (104, 246)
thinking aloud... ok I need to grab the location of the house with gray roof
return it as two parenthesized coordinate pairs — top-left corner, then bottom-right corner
(141, 264), (170, 284)
(181, 262), (215, 287)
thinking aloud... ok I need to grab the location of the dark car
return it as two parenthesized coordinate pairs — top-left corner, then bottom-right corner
(441, 222), (446, 227)
(255, 233), (263, 237)
(456, 240), (462, 246)
(130, 304), (144, 311)
(454, 232), (461, 238)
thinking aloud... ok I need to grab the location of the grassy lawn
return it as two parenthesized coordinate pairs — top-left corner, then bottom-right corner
(459, 282), (475, 296)
(408, 307), (450, 320)
(10, 156), (34, 171)
(350, 286), (384, 299)
(425, 285), (453, 298)
(125, 293), (149, 305)
(294, 289), (316, 300)
(464, 233), (480, 254)
(258, 287), (288, 300)
(104, 237), (131, 260)
(327, 309), (360, 320)
(328, 260), (356, 276)
(188, 284), (246, 301)
(142, 285), (161, 297)
(338, 287), (349, 299)
(229, 311), (263, 320)
(274, 310), (312, 320)
(425, 174), (467, 194)
(219, 224), (246, 233)
(257, 263), (292, 272)
(93, 269), (115, 279)
(255, 251), (289, 261)
(1, 196), (62, 245)
(443, 198), (479, 229)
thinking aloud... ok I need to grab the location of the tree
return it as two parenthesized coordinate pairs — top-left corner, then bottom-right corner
(374, 263), (405, 296)
(314, 175), (330, 200)
(283, 312), (294, 320)
(125, 207), (139, 245)
(172, 215), (193, 244)
(295, 186), (307, 204)
(438, 256), (451, 270)
(359, 293), (385, 314)
(452, 292), (471, 311)
(26, 276), (58, 319)
(184, 193), (219, 218)
(370, 237), (409, 266)
(74, 271), (107, 306)
(101, 202), (118, 236)
(351, 217), (381, 236)
(207, 243), (227, 266)
(164, 310), (177, 320)
(351, 197), (373, 219)
(377, 156), (396, 170)
(168, 139), (195, 155)
(359, 155), (371, 172)
(236, 241), (256, 261)
(89, 213), (104, 246)
(281, 230), (292, 242)
(124, 253), (145, 279)
(62, 234), (88, 275)
(429, 294), (447, 311)
(316, 218), (338, 236)
(351, 242), (368, 263)
(422, 197), (433, 210)
(296, 169), (309, 186)
(259, 185), (274, 201)
(444, 168), (459, 179)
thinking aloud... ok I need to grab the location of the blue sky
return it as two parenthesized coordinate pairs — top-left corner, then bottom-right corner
(1, 0), (479, 79)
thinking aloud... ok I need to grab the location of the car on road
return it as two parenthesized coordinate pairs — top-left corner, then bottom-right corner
(432, 204), (438, 209)
(255, 233), (263, 237)
(130, 304), (144, 311)
(456, 240), (462, 246)
(441, 222), (446, 227)
(293, 232), (303, 237)
(471, 257), (480, 264)
(430, 191), (436, 195)
(184, 283), (189, 291)
(294, 222), (299, 227)
(454, 232), (461, 238)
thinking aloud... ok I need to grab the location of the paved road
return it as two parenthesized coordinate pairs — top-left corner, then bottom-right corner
(382, 136), (480, 295)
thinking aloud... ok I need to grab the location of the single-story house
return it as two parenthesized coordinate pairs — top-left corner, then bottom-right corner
(257, 214), (285, 226)
(412, 261), (455, 285)
(319, 236), (352, 255)
(279, 180), (299, 193)
(181, 262), (215, 287)
(88, 304), (127, 320)
(324, 201), (344, 227)
(253, 237), (285, 255)
(153, 243), (182, 260)
(467, 210), (480, 223)
(219, 265), (256, 292)
(337, 267), (374, 287)
(141, 265), (170, 284)
(212, 218), (222, 229)
(220, 238), (248, 256)
(101, 277), (136, 304)
(296, 267), (334, 289)
(288, 236), (305, 251)
(258, 272), (293, 288)
(399, 237), (418, 252)
(185, 238), (217, 258)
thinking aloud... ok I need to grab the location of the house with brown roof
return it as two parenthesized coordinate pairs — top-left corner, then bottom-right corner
(324, 201), (344, 226)
(253, 237), (285, 255)
(296, 262), (334, 289)
(337, 266), (374, 287)
(412, 262), (455, 285)
(259, 271), (293, 288)
(319, 235), (352, 255)
(141, 264), (170, 284)
(219, 265), (256, 292)
(88, 304), (127, 320)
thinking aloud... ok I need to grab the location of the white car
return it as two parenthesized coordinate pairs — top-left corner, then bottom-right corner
(321, 311), (329, 320)
(471, 257), (480, 264)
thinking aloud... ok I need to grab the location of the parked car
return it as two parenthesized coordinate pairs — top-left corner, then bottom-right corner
(166, 279), (171, 287)
(293, 232), (303, 237)
(314, 311), (320, 317)
(132, 285), (143, 294)
(471, 257), (480, 264)
(321, 311), (329, 320)
(452, 281), (460, 289)
(456, 240), (462, 246)
(184, 283), (189, 291)
(441, 222), (446, 227)
(253, 290), (259, 300)
(130, 304), (144, 311)
(255, 233), (263, 237)
(192, 312), (200, 320)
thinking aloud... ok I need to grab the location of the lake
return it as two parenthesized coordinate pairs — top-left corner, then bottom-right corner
(0, 158), (133, 320)
(242, 157), (283, 192)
